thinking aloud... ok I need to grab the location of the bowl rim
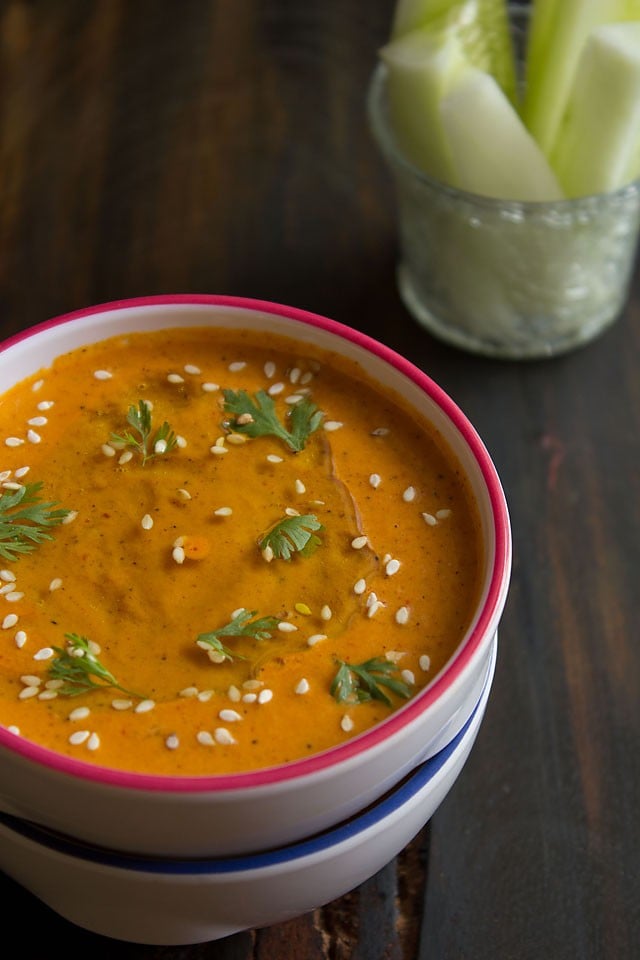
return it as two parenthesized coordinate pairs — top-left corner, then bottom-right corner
(0, 294), (511, 792)
(0, 635), (496, 873)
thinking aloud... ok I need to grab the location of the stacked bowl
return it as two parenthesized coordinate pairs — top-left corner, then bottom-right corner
(0, 296), (511, 944)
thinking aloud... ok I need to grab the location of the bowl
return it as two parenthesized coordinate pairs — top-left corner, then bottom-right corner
(0, 295), (511, 856)
(0, 636), (496, 945)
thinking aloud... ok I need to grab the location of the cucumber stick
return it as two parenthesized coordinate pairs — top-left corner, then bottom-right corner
(551, 23), (640, 197)
(440, 67), (564, 200)
(523, 0), (640, 156)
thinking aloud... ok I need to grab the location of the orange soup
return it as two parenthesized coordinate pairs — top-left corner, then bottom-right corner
(0, 327), (482, 775)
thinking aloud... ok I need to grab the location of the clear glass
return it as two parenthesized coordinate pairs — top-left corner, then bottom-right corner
(367, 6), (640, 360)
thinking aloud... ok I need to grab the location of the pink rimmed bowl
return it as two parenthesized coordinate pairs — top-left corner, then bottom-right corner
(0, 295), (511, 857)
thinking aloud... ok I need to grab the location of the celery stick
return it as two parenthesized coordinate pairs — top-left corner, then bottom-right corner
(389, 0), (517, 102)
(551, 24), (640, 197)
(440, 67), (564, 200)
(379, 28), (468, 182)
(523, 0), (640, 156)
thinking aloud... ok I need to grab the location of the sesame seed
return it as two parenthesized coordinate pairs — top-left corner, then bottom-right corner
(0, 570), (16, 582)
(236, 412), (254, 425)
(227, 685), (241, 702)
(219, 709), (242, 723)
(214, 727), (236, 745)
(0, 472), (10, 482)
(14, 466), (30, 477)
(242, 693), (257, 703)
(301, 371), (313, 384)
(93, 370), (112, 380)
(2, 614), (18, 629)
(49, 578), (63, 591)
(179, 686), (198, 698)
(101, 443), (116, 458)
(341, 715), (354, 732)
(385, 650), (405, 663)
(202, 382), (219, 392)
(266, 454), (283, 464)
(354, 579), (366, 595)
(371, 427), (390, 437)
(419, 654), (431, 672)
(206, 649), (226, 664)
(177, 488), (191, 500)
(228, 361), (247, 372)
(15, 631), (26, 648)
(87, 733), (100, 751)
(436, 508), (452, 519)
(20, 675), (41, 686)
(184, 364), (201, 375)
(197, 731), (215, 746)
(284, 507), (300, 516)
(2, 482), (22, 490)
(176, 435), (187, 448)
(320, 605), (332, 620)
(33, 647), (54, 661)
(295, 479), (306, 494)
(264, 360), (276, 378)
(18, 686), (39, 700)
(154, 438), (168, 454)
(210, 444), (228, 455)
(295, 602), (312, 616)
(258, 689), (273, 704)
(7, 725), (19, 735)
(278, 622), (298, 633)
(323, 420), (343, 432)
(243, 679), (263, 690)
(69, 707), (90, 721)
(401, 669), (415, 685)
(295, 678), (310, 694)
(226, 432), (247, 445)
(369, 474), (382, 489)
(366, 591), (378, 608)
(367, 601), (384, 618)
(395, 606), (410, 625)
(118, 451), (133, 464)
(172, 545), (185, 564)
(289, 367), (301, 384)
(214, 507), (232, 516)
(69, 730), (90, 745)
(307, 634), (327, 647)
(268, 382), (285, 396)
(141, 514), (154, 530)
(45, 679), (63, 690)
(351, 535), (368, 550)
(62, 510), (78, 524)
(32, 379), (44, 391)
(422, 513), (437, 526)
(197, 690), (213, 702)
(27, 416), (47, 427)
(1, 583), (17, 594)
(135, 699), (156, 714)
(403, 486), (416, 502)
(285, 394), (304, 405)
(262, 544), (274, 563)
(165, 735), (180, 750)
(5, 437), (24, 447)
(385, 558), (401, 576)
(112, 699), (133, 711)
(37, 401), (54, 410)
(167, 373), (185, 384)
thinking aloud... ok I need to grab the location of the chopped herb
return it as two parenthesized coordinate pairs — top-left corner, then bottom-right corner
(331, 657), (412, 707)
(48, 633), (139, 698)
(222, 389), (323, 452)
(111, 400), (177, 465)
(196, 609), (282, 663)
(259, 513), (323, 561)
(0, 482), (70, 562)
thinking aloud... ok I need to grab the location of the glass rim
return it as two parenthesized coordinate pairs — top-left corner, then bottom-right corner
(366, 61), (640, 213)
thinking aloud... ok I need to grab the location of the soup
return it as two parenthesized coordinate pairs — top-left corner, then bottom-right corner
(0, 326), (482, 775)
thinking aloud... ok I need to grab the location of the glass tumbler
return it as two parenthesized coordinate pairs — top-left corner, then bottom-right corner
(367, 11), (640, 360)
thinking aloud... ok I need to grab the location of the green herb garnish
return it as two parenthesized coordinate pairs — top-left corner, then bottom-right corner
(259, 513), (323, 561)
(111, 400), (177, 465)
(48, 633), (139, 698)
(222, 389), (323, 452)
(331, 657), (412, 707)
(0, 482), (70, 562)
(196, 609), (282, 663)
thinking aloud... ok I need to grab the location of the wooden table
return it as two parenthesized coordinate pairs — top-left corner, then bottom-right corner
(0, 2), (638, 957)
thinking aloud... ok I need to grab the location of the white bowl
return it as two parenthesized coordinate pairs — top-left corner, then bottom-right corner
(0, 295), (511, 856)
(0, 636), (496, 945)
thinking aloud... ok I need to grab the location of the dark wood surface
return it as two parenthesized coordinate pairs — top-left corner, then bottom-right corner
(0, 2), (638, 957)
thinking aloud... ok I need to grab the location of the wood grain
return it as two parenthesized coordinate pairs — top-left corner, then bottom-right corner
(0, 2), (638, 958)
